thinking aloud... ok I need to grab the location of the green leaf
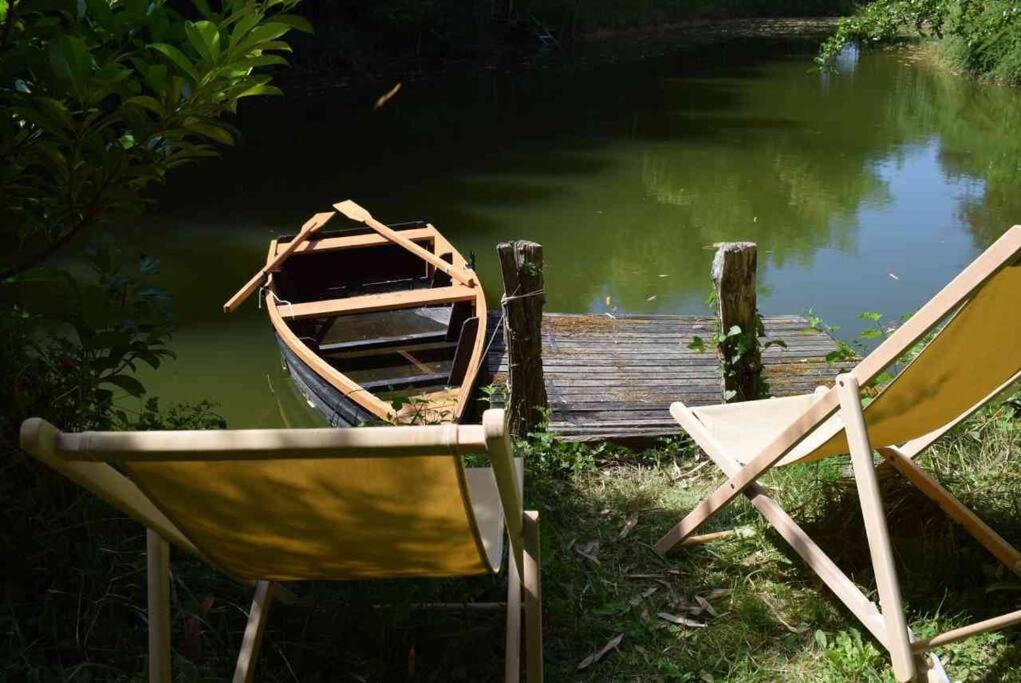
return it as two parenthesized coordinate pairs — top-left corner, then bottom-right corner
(192, 0), (215, 19)
(228, 9), (264, 49)
(232, 22), (291, 56)
(686, 335), (707, 353)
(137, 351), (163, 370)
(271, 14), (313, 33)
(143, 63), (169, 94)
(258, 40), (293, 52)
(104, 374), (146, 397)
(185, 20), (221, 62)
(48, 35), (95, 91)
(150, 43), (199, 81)
(858, 328), (884, 339)
(227, 54), (289, 70)
(185, 120), (234, 145)
(234, 83), (283, 99)
(858, 311), (882, 322)
(125, 95), (165, 116)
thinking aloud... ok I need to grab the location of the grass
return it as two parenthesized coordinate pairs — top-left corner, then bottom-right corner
(3, 392), (1020, 681)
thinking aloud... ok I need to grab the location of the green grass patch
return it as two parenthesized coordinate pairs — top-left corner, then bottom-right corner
(3, 393), (1020, 680)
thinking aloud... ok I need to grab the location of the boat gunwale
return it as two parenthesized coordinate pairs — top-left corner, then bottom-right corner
(265, 220), (486, 424)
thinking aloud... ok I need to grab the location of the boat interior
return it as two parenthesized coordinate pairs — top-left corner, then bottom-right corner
(269, 221), (484, 419)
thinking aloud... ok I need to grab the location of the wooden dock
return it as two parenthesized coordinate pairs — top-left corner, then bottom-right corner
(485, 312), (853, 442)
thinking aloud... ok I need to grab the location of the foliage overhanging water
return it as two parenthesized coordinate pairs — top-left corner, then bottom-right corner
(130, 39), (1021, 427)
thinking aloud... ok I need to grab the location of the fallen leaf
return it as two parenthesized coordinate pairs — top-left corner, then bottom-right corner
(695, 595), (717, 617)
(658, 273), (670, 277)
(646, 295), (657, 302)
(704, 588), (732, 601)
(657, 612), (707, 628)
(575, 541), (600, 565)
(577, 633), (624, 670)
(629, 586), (659, 607)
(617, 514), (639, 540)
(605, 296), (612, 306)
(373, 82), (402, 110)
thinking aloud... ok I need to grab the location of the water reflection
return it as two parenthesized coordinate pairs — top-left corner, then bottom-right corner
(132, 38), (1021, 426)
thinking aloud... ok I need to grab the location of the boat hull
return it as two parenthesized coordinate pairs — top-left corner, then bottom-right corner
(277, 335), (375, 427)
(264, 217), (486, 425)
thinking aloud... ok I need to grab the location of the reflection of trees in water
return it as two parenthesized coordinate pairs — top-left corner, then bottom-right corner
(640, 144), (885, 266)
(447, 48), (1021, 313)
(884, 61), (1021, 247)
(151, 41), (1021, 317)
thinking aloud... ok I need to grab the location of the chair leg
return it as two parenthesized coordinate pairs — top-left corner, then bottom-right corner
(233, 581), (275, 683)
(914, 647), (951, 683)
(837, 376), (916, 682)
(147, 530), (171, 683)
(504, 539), (522, 683)
(880, 447), (1021, 574)
(523, 511), (543, 683)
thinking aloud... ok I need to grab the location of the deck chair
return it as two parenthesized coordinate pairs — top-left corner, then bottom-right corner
(656, 225), (1021, 682)
(18, 408), (542, 683)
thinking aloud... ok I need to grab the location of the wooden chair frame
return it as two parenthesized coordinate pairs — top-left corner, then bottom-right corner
(655, 226), (1021, 682)
(21, 410), (542, 683)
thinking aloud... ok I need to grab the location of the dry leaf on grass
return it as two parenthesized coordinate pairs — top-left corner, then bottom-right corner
(695, 595), (718, 617)
(703, 588), (732, 601)
(577, 633), (624, 670)
(629, 586), (659, 607)
(575, 541), (601, 565)
(657, 612), (707, 628)
(617, 513), (639, 540)
(373, 82), (402, 110)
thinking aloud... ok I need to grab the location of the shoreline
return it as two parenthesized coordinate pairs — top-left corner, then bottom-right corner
(282, 17), (840, 98)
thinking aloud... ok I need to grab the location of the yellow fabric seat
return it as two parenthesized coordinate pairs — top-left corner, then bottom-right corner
(19, 409), (543, 682)
(691, 251), (1021, 468)
(657, 225), (1021, 683)
(123, 453), (519, 581)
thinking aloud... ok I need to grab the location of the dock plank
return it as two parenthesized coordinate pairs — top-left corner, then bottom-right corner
(484, 312), (854, 442)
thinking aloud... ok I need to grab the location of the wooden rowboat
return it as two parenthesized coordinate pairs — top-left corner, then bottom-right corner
(224, 201), (487, 426)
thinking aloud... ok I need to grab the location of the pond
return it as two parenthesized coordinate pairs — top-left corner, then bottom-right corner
(132, 37), (1021, 427)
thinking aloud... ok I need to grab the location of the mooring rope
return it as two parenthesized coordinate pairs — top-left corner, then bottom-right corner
(259, 285), (295, 318)
(483, 283), (543, 376)
(500, 288), (544, 304)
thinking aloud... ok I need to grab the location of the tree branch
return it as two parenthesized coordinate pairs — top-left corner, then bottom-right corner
(0, 213), (94, 283)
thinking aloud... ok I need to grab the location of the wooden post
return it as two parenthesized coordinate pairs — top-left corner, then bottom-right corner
(147, 530), (171, 683)
(711, 242), (762, 402)
(497, 241), (548, 437)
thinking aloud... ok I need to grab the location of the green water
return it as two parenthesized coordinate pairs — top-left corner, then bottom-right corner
(132, 39), (1021, 427)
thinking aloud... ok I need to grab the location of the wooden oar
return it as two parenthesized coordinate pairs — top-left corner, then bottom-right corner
(333, 200), (476, 287)
(223, 211), (335, 313)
